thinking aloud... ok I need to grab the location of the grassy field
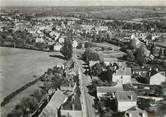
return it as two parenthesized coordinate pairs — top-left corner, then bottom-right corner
(1, 81), (43, 117)
(0, 47), (64, 104)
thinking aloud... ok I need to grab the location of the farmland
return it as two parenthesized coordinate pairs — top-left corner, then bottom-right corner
(0, 47), (64, 103)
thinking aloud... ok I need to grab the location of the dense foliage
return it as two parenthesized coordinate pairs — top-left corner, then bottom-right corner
(82, 48), (103, 62)
(60, 39), (73, 60)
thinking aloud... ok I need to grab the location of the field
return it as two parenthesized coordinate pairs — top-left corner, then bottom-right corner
(2, 6), (166, 20)
(0, 47), (64, 104)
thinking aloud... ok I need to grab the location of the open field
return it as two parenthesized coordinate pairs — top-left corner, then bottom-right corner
(1, 81), (43, 117)
(0, 47), (64, 103)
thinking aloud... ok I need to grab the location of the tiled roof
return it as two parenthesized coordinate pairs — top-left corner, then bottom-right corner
(156, 41), (166, 48)
(150, 72), (166, 80)
(125, 106), (147, 117)
(97, 83), (123, 94)
(114, 67), (132, 76)
(115, 91), (137, 101)
(38, 90), (67, 117)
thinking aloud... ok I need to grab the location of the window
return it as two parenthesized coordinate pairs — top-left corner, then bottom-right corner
(125, 113), (130, 117)
(139, 112), (143, 117)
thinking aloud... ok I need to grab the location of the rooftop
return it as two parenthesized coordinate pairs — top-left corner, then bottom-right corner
(150, 72), (166, 80)
(114, 67), (132, 76)
(97, 83), (123, 94)
(115, 91), (137, 101)
(155, 41), (166, 48)
(125, 106), (147, 117)
(38, 90), (67, 117)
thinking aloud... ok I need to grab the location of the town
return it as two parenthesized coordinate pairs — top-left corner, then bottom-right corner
(0, 6), (166, 117)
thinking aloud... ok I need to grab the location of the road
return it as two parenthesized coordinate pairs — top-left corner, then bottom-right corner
(82, 73), (99, 117)
(74, 49), (99, 117)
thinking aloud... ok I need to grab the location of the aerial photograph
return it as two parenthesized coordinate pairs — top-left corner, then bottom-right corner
(0, 0), (166, 117)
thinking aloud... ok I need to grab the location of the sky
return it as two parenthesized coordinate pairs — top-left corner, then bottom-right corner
(1, 0), (166, 7)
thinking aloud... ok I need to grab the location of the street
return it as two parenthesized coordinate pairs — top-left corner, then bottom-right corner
(73, 49), (99, 117)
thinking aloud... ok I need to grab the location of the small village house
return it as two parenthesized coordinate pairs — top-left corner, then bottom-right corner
(112, 67), (132, 84)
(53, 43), (62, 52)
(72, 40), (78, 48)
(150, 72), (166, 85)
(124, 106), (148, 117)
(115, 91), (137, 112)
(97, 83), (123, 99)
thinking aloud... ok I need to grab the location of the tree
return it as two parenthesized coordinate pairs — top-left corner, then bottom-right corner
(158, 48), (162, 58)
(32, 89), (45, 102)
(105, 66), (113, 83)
(126, 49), (135, 62)
(91, 63), (103, 76)
(164, 49), (166, 58)
(7, 105), (23, 117)
(20, 96), (38, 115)
(60, 38), (73, 60)
(82, 48), (103, 62)
(84, 42), (92, 48)
(136, 45), (147, 66)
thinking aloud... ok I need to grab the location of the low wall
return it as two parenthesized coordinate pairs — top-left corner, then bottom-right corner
(60, 109), (82, 117)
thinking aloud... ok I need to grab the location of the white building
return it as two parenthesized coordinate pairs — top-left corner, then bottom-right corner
(97, 83), (123, 98)
(124, 106), (148, 117)
(150, 72), (166, 85)
(53, 44), (62, 51)
(112, 67), (132, 84)
(115, 91), (137, 112)
(72, 40), (78, 48)
(35, 37), (45, 43)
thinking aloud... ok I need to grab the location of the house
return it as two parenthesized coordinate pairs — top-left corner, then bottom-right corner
(112, 67), (132, 84)
(38, 90), (67, 117)
(53, 43), (62, 52)
(60, 84), (82, 117)
(60, 94), (82, 117)
(154, 41), (166, 58)
(89, 61), (100, 67)
(97, 83), (123, 98)
(147, 100), (166, 117)
(124, 106), (148, 117)
(132, 67), (149, 76)
(72, 40), (78, 48)
(150, 73), (166, 85)
(35, 37), (45, 43)
(49, 31), (60, 41)
(115, 91), (137, 112)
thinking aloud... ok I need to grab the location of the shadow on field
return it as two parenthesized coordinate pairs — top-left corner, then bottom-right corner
(49, 54), (65, 60)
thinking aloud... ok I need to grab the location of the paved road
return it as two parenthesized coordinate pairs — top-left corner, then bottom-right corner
(78, 60), (99, 117)
(82, 73), (99, 117)
(73, 49), (99, 117)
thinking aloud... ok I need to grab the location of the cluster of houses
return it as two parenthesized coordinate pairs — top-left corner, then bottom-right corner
(90, 60), (166, 117)
(38, 60), (83, 117)
(0, 11), (81, 51)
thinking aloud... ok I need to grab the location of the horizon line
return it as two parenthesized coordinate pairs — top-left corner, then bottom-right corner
(1, 5), (166, 7)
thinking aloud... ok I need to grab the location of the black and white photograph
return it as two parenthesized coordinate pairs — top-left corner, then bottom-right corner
(0, 0), (166, 117)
